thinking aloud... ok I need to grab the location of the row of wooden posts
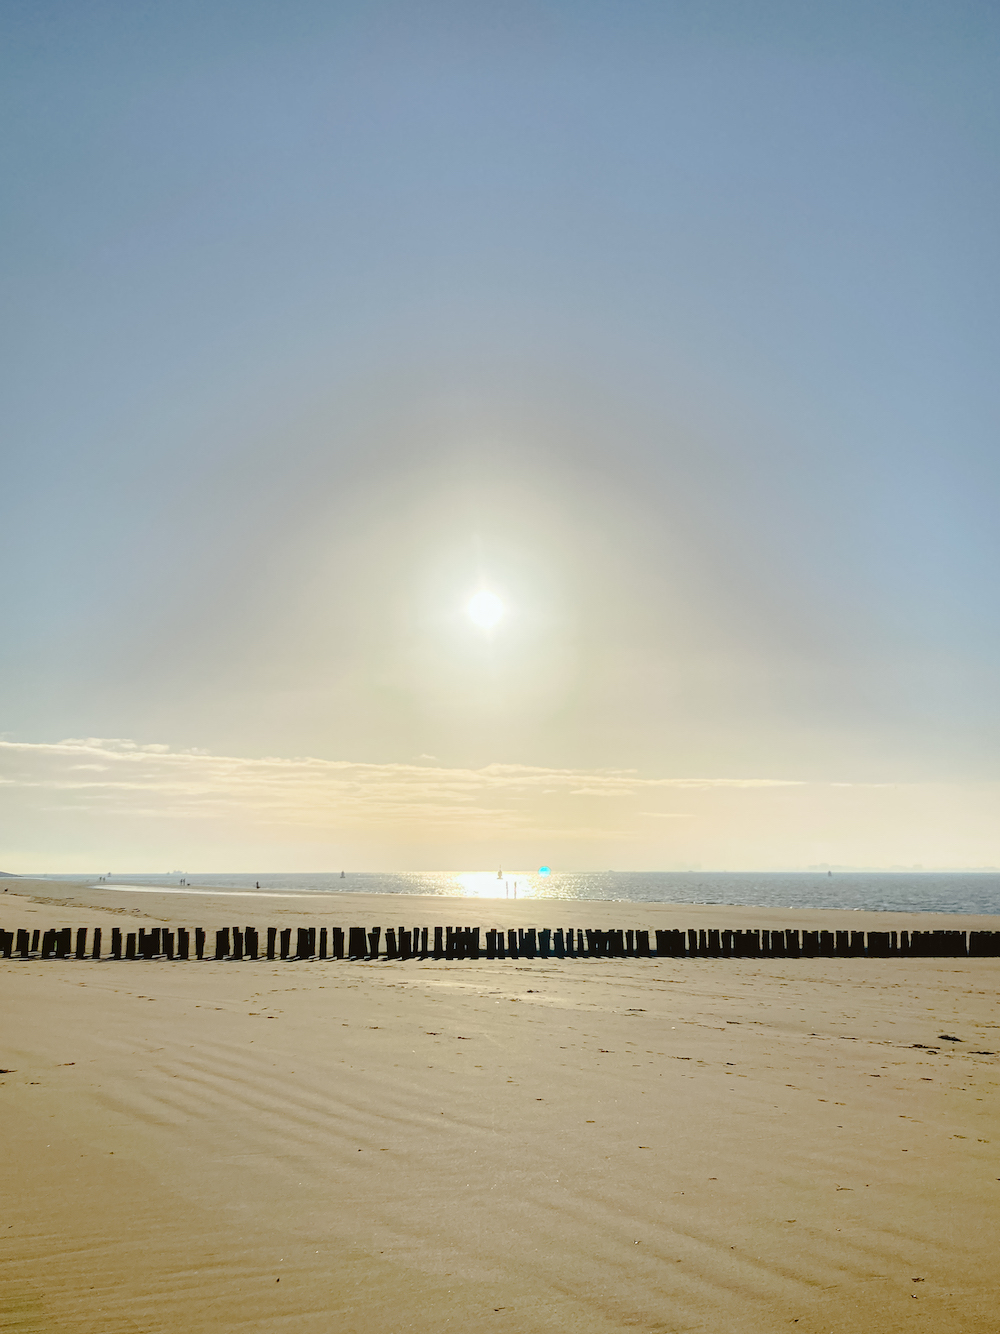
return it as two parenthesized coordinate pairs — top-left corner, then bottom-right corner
(2, 924), (999, 961)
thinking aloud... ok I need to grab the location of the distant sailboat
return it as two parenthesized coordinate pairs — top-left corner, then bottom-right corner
(340, 870), (346, 879)
(497, 867), (503, 879)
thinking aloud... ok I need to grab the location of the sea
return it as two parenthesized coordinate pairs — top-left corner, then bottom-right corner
(38, 870), (1000, 916)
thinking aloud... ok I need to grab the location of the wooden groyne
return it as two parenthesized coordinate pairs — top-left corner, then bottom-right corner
(2, 924), (999, 961)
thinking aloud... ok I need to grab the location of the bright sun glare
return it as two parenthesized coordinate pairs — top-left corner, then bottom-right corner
(466, 590), (504, 628)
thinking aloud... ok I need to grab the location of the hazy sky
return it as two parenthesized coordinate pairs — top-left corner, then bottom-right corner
(2, 2), (998, 871)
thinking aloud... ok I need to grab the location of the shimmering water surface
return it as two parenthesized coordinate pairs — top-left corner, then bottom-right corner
(43, 870), (1000, 915)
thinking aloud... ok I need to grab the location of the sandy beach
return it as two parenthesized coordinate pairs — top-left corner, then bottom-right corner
(3, 880), (999, 1332)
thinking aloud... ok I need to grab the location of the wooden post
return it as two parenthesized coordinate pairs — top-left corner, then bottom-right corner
(537, 929), (551, 958)
(178, 928), (190, 960)
(319, 927), (328, 960)
(125, 932), (137, 960)
(0, 931), (12, 958)
(111, 927), (122, 960)
(419, 927), (428, 960)
(367, 928), (381, 960)
(330, 927), (344, 960)
(232, 928), (244, 961)
(163, 931), (174, 961)
(296, 927), (309, 959)
(215, 929), (230, 960)
(347, 927), (365, 959)
(279, 928), (291, 959)
(195, 928), (206, 960)
(245, 927), (258, 960)
(507, 929), (519, 959)
(266, 927), (277, 960)
(553, 929), (565, 959)
(17, 929), (30, 958)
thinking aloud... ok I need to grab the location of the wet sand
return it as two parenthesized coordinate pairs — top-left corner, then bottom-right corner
(2, 879), (999, 1332)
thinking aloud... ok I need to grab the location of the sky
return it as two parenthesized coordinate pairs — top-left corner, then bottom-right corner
(2, 1), (998, 873)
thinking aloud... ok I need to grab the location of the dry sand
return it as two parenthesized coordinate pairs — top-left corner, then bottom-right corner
(3, 879), (999, 1332)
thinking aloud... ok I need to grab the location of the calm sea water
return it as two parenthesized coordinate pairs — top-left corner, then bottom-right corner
(44, 870), (1000, 915)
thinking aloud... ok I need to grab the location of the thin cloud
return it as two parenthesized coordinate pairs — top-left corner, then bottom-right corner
(0, 738), (802, 836)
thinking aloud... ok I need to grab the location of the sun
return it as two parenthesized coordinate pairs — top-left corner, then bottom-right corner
(466, 589), (504, 628)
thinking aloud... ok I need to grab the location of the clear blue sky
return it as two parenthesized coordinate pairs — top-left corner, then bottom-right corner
(2, 2), (998, 869)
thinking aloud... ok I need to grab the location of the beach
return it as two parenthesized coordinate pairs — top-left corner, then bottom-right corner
(3, 879), (999, 1332)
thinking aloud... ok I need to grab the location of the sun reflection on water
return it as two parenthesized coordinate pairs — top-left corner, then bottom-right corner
(454, 871), (537, 899)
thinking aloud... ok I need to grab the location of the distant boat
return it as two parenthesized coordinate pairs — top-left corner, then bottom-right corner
(340, 870), (346, 879)
(497, 867), (503, 878)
